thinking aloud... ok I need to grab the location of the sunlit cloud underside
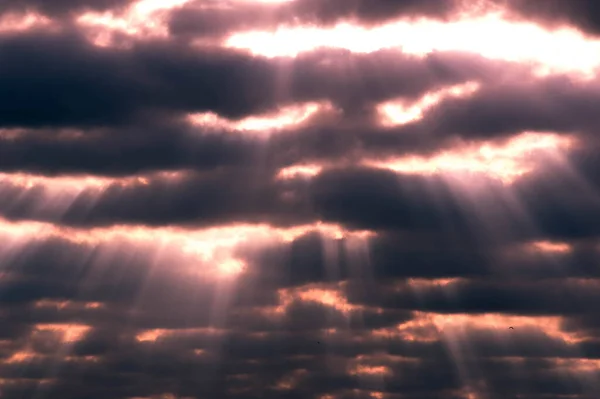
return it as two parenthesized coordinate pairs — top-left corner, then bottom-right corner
(226, 13), (600, 77)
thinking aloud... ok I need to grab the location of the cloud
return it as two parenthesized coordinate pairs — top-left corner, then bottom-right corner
(2, 1), (600, 399)
(502, 0), (600, 36)
(0, 0), (132, 17)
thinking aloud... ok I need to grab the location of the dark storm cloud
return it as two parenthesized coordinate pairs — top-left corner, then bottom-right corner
(285, 0), (457, 24)
(3, 141), (600, 241)
(421, 74), (600, 140)
(0, 26), (496, 130)
(0, 32), (280, 128)
(0, 167), (314, 227)
(1, 48), (589, 176)
(270, 73), (600, 168)
(311, 159), (600, 241)
(344, 278), (600, 316)
(0, 123), (258, 175)
(501, 0), (600, 36)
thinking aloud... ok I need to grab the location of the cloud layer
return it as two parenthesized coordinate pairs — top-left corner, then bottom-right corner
(1, 1), (600, 398)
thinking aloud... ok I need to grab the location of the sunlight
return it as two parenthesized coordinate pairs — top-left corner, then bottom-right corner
(276, 163), (324, 180)
(272, 284), (362, 315)
(187, 101), (333, 135)
(528, 240), (573, 254)
(364, 132), (575, 183)
(77, 0), (191, 47)
(0, 11), (55, 33)
(34, 324), (91, 343)
(377, 82), (481, 127)
(226, 12), (600, 77)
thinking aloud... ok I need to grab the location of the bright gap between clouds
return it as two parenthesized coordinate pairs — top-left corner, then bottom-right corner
(187, 101), (335, 135)
(76, 0), (192, 47)
(225, 12), (600, 77)
(0, 219), (373, 281)
(277, 132), (576, 184)
(366, 132), (575, 184)
(377, 81), (481, 127)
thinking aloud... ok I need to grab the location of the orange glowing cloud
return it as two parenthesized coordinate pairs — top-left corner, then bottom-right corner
(188, 101), (334, 135)
(4, 350), (38, 364)
(226, 12), (600, 77)
(0, 12), (55, 33)
(364, 132), (575, 183)
(371, 316), (440, 343)
(274, 369), (308, 390)
(528, 240), (573, 254)
(276, 164), (324, 180)
(76, 0), (191, 47)
(266, 284), (362, 316)
(377, 82), (481, 127)
(135, 327), (222, 342)
(34, 323), (91, 343)
(348, 365), (391, 377)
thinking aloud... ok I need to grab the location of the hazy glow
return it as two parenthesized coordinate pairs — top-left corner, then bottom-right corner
(34, 324), (91, 343)
(0, 12), (55, 33)
(365, 132), (575, 183)
(77, 0), (191, 47)
(135, 327), (222, 342)
(377, 82), (481, 126)
(274, 369), (308, 391)
(4, 351), (38, 364)
(528, 240), (573, 254)
(188, 102), (332, 134)
(226, 13), (600, 76)
(216, 258), (247, 277)
(348, 365), (391, 376)
(552, 358), (600, 373)
(276, 164), (323, 180)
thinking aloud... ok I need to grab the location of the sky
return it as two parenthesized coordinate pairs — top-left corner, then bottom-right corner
(1, 0), (600, 398)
